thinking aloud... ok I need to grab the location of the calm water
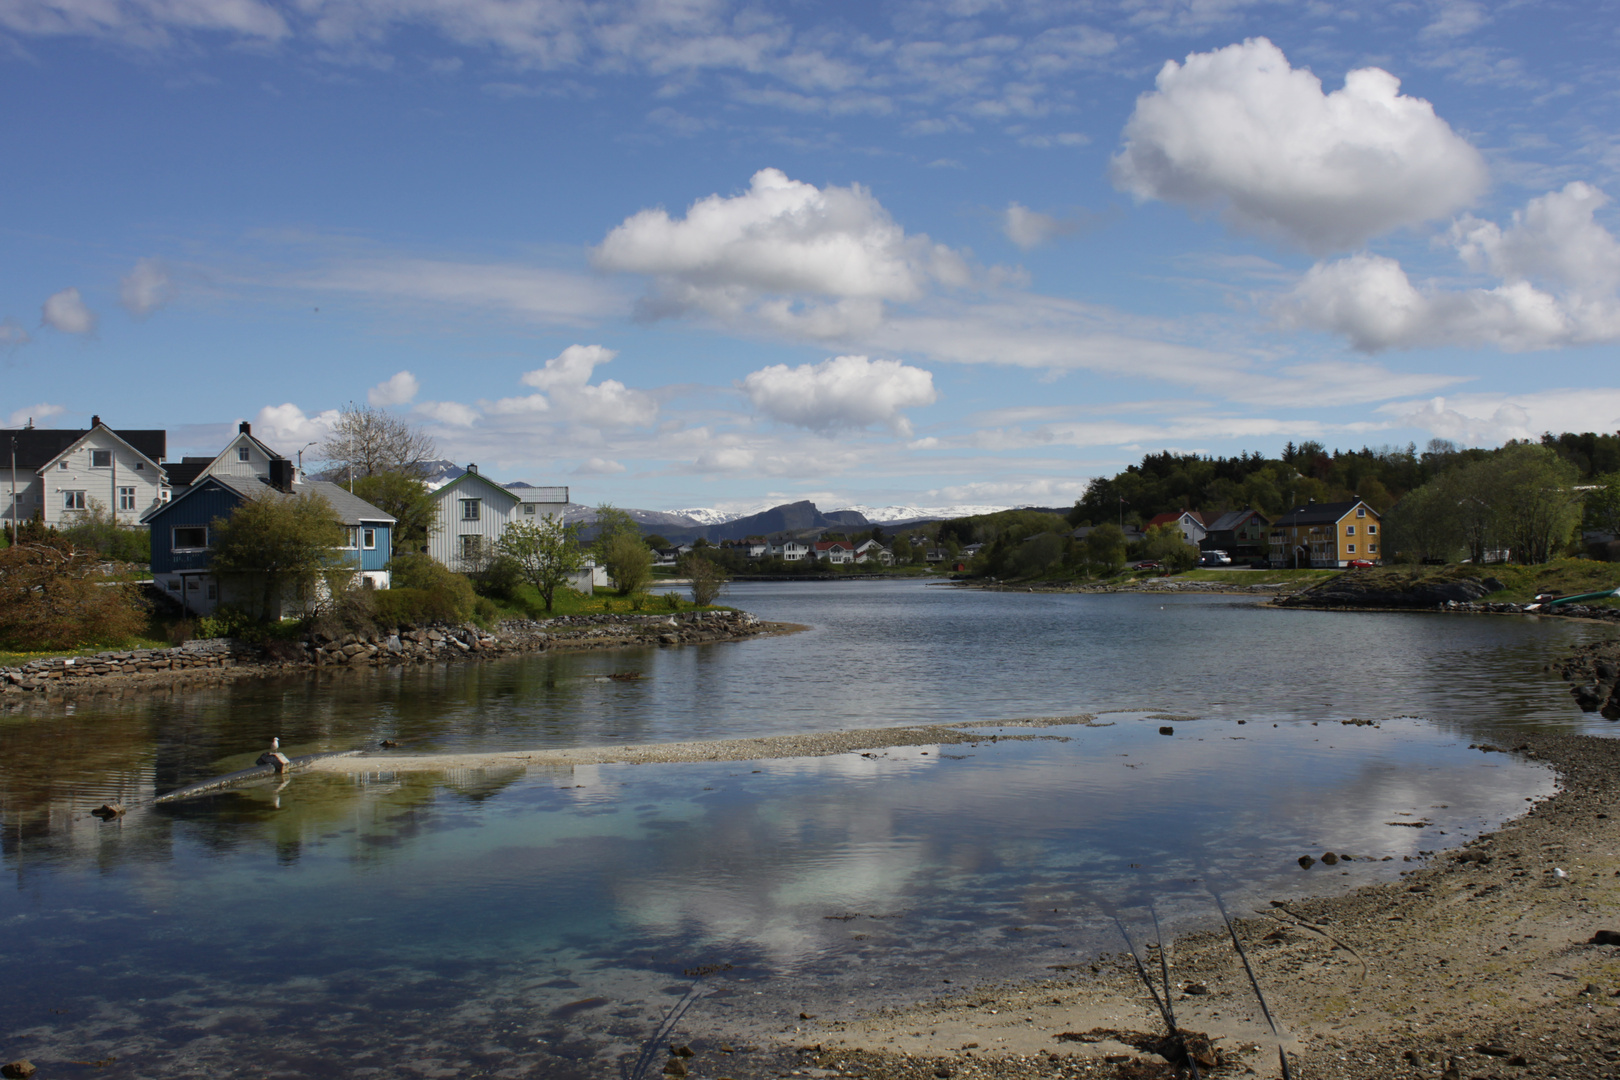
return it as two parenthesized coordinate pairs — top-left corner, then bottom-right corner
(0, 582), (1611, 1077)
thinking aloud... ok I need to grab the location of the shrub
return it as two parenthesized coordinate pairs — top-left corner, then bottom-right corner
(0, 537), (149, 650)
(196, 605), (261, 640)
(470, 554), (524, 601)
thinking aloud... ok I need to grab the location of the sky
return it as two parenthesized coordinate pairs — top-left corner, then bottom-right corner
(2, 0), (1619, 513)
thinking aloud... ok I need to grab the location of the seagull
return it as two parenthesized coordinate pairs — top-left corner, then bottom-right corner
(271, 737), (279, 750)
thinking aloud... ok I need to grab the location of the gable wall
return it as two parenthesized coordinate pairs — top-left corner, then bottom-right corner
(38, 429), (166, 528)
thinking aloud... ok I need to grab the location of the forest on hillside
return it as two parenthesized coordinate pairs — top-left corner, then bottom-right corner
(946, 432), (1620, 579)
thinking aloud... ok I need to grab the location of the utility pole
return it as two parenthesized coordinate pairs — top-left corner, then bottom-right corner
(8, 436), (15, 541)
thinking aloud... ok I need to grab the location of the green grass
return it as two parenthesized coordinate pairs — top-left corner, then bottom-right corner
(1314, 559), (1620, 607)
(484, 583), (725, 619)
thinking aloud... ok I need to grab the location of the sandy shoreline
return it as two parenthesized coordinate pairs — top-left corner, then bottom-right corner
(302, 715), (1099, 773)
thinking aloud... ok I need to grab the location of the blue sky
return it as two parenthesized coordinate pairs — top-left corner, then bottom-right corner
(3, 0), (1618, 512)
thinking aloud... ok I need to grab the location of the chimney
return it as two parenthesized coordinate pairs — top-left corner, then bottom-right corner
(91, 414), (102, 428)
(467, 463), (478, 474)
(239, 421), (252, 435)
(268, 457), (295, 493)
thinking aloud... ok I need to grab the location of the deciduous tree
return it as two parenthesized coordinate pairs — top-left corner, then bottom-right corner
(0, 537), (148, 650)
(497, 516), (584, 612)
(319, 404), (437, 480)
(209, 493), (347, 621)
(351, 471), (438, 555)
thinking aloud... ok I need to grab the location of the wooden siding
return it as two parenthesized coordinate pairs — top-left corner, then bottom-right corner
(147, 481), (243, 574)
(40, 428), (166, 528)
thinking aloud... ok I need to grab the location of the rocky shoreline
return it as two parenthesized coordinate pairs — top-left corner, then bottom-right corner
(0, 609), (791, 699)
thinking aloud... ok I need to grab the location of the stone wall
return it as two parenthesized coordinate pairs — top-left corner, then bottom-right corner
(0, 609), (770, 696)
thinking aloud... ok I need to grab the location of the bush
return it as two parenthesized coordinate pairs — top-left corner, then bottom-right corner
(0, 537), (149, 651)
(470, 554), (524, 601)
(196, 605), (261, 640)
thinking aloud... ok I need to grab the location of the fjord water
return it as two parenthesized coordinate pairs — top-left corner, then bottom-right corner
(0, 582), (1610, 1075)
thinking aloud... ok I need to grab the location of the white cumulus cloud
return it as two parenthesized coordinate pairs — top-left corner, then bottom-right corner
(1002, 202), (1077, 250)
(575, 457), (626, 474)
(41, 287), (97, 334)
(415, 400), (480, 427)
(592, 168), (972, 330)
(252, 403), (341, 446)
(510, 344), (658, 427)
(1111, 37), (1488, 253)
(1380, 389), (1620, 446)
(368, 370), (421, 407)
(741, 354), (938, 436)
(6, 402), (65, 427)
(120, 257), (175, 318)
(1279, 183), (1620, 351)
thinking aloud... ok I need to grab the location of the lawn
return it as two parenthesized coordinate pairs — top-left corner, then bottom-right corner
(1175, 567), (1342, 586)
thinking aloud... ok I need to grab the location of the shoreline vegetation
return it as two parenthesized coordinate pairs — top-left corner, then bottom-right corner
(0, 610), (798, 699)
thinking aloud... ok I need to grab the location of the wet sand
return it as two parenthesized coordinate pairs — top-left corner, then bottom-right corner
(302, 715), (1099, 773)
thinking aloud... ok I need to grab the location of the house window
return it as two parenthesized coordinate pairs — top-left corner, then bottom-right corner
(1356, 507), (1366, 517)
(173, 526), (207, 549)
(343, 526), (359, 549)
(461, 499), (481, 521)
(63, 490), (86, 510)
(363, 528), (376, 549)
(186, 578), (199, 591)
(1346, 525), (1355, 535)
(91, 450), (112, 467)
(118, 487), (136, 511)
(133, 461), (144, 471)
(1347, 544), (1356, 553)
(207, 582), (218, 600)
(166, 580), (180, 592)
(1369, 544), (1378, 553)
(1368, 524), (1377, 534)
(524, 503), (536, 516)
(237, 446), (250, 462)
(461, 535), (483, 559)
(58, 461), (68, 470)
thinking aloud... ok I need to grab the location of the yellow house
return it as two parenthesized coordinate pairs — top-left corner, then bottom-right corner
(1267, 499), (1382, 568)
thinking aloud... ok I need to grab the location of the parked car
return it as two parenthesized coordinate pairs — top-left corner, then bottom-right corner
(1346, 559), (1374, 568)
(1131, 560), (1161, 570)
(1200, 549), (1232, 566)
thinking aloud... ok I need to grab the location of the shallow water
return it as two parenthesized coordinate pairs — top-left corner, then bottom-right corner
(0, 582), (1611, 1076)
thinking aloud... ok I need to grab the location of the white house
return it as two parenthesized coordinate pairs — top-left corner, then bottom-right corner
(812, 540), (855, 564)
(2, 417), (168, 528)
(853, 540), (893, 565)
(162, 421), (286, 491)
(772, 540), (809, 561)
(424, 465), (594, 590)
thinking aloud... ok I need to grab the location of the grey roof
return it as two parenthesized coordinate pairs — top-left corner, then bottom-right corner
(1206, 508), (1269, 532)
(179, 474), (396, 525)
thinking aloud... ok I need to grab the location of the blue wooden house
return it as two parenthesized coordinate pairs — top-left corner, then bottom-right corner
(144, 460), (395, 617)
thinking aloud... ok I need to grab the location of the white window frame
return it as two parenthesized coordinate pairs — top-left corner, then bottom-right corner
(461, 498), (481, 522)
(91, 449), (112, 468)
(237, 446), (251, 462)
(342, 526), (359, 549)
(118, 486), (136, 511)
(1347, 543), (1356, 553)
(173, 526), (208, 550)
(363, 527), (376, 550)
(524, 503), (536, 516)
(1368, 524), (1378, 534)
(1346, 525), (1355, 535)
(1356, 507), (1366, 517)
(460, 534), (483, 559)
(63, 490), (86, 510)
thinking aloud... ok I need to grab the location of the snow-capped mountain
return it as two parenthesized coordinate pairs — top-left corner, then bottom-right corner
(827, 504), (1014, 524)
(669, 504), (777, 526)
